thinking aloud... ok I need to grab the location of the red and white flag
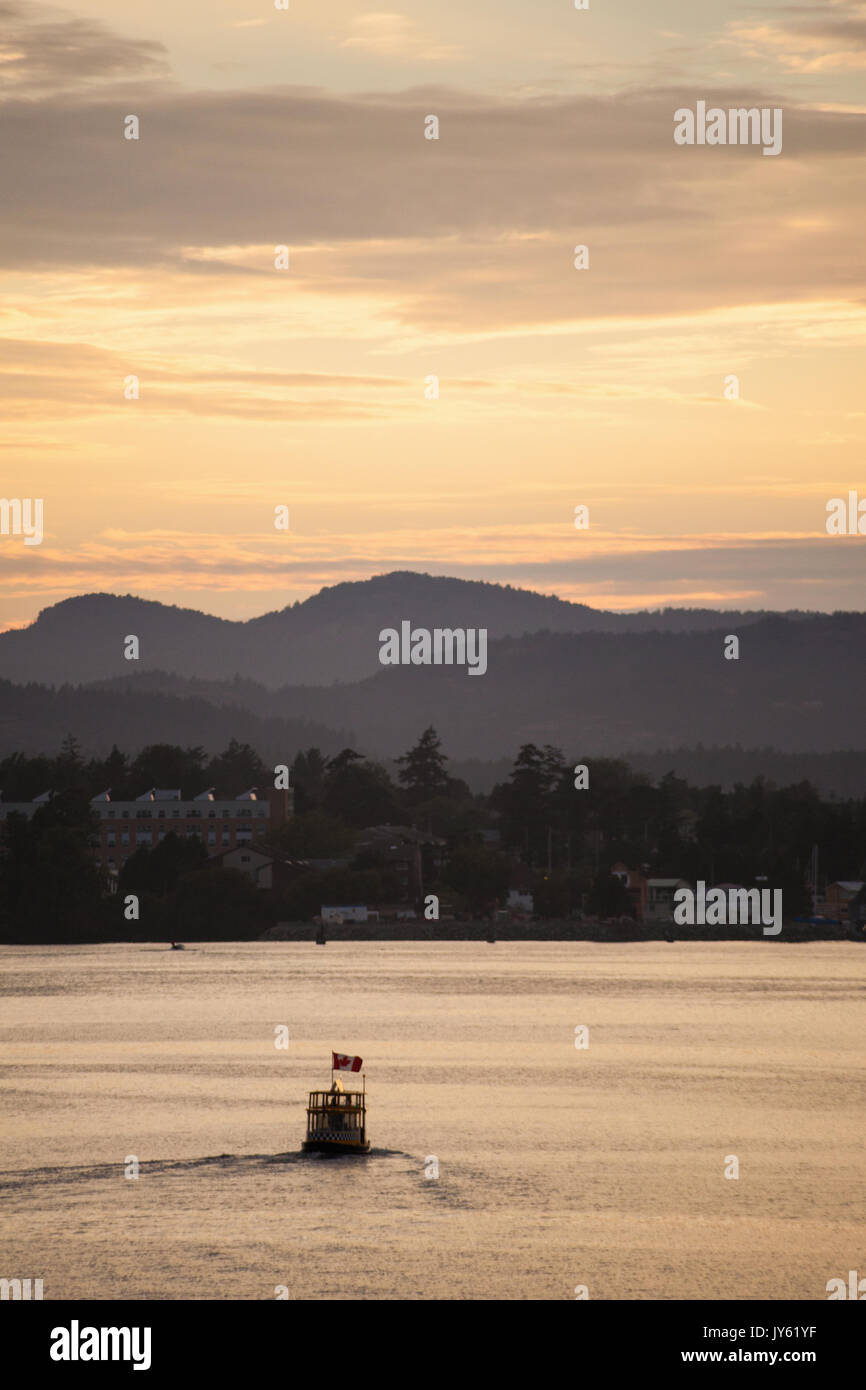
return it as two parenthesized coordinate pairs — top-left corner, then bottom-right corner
(332, 1051), (363, 1073)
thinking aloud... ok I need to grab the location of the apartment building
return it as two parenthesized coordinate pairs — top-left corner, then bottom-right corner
(0, 785), (292, 873)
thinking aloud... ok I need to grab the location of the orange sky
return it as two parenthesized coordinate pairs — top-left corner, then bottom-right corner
(1, 1), (864, 628)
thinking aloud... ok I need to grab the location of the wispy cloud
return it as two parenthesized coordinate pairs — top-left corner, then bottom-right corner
(0, 0), (170, 94)
(724, 1), (866, 73)
(0, 0), (863, 629)
(3, 531), (865, 617)
(340, 12), (461, 62)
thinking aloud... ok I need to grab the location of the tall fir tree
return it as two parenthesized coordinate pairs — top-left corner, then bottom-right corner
(397, 727), (450, 805)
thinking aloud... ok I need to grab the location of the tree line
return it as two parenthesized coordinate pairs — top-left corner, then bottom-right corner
(1, 730), (864, 939)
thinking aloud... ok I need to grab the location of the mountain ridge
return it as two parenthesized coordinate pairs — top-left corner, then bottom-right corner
(1, 611), (863, 766)
(0, 570), (821, 689)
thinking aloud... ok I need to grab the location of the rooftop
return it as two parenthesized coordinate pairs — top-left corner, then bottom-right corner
(0, 787), (270, 804)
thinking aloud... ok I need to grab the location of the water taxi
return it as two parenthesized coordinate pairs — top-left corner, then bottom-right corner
(302, 1054), (370, 1155)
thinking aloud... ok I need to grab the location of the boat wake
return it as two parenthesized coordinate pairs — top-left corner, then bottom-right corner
(0, 1148), (415, 1191)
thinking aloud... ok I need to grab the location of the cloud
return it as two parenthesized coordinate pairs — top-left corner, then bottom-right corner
(0, 0), (170, 94)
(340, 12), (461, 62)
(2, 287), (865, 426)
(725, 2), (866, 73)
(0, 334), (507, 421)
(0, 5), (863, 341)
(2, 533), (865, 615)
(0, 1), (863, 628)
(0, 8), (861, 340)
(1, 75), (863, 336)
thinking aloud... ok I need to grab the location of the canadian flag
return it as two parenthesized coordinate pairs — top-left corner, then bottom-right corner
(332, 1051), (363, 1073)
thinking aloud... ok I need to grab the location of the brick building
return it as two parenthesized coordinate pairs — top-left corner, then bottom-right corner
(0, 785), (292, 874)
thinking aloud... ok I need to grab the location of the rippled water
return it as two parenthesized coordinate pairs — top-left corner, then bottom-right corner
(1, 941), (863, 1300)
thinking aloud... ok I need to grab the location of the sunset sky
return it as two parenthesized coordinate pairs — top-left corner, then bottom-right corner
(1, 0), (864, 630)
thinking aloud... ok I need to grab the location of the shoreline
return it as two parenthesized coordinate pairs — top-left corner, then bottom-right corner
(2, 920), (861, 945)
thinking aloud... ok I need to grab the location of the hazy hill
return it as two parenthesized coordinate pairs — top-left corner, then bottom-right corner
(445, 748), (866, 799)
(0, 679), (352, 771)
(0, 571), (791, 689)
(0, 611), (863, 776)
(263, 613), (866, 759)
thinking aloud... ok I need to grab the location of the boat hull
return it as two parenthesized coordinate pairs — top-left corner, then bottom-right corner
(302, 1139), (370, 1155)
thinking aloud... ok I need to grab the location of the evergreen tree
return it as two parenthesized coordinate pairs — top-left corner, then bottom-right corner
(322, 750), (401, 828)
(587, 871), (633, 919)
(128, 744), (207, 793)
(0, 790), (104, 941)
(490, 743), (562, 866)
(205, 739), (269, 797)
(442, 844), (510, 917)
(397, 727), (450, 805)
(290, 748), (329, 814)
(55, 733), (85, 790)
(101, 744), (130, 797)
(119, 832), (207, 898)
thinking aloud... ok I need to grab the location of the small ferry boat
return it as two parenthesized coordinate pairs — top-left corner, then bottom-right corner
(302, 1053), (370, 1155)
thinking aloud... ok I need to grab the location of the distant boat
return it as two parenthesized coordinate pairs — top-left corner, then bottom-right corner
(302, 1054), (369, 1155)
(169, 942), (184, 951)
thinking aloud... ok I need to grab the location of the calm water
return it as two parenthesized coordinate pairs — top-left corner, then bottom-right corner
(1, 941), (863, 1300)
